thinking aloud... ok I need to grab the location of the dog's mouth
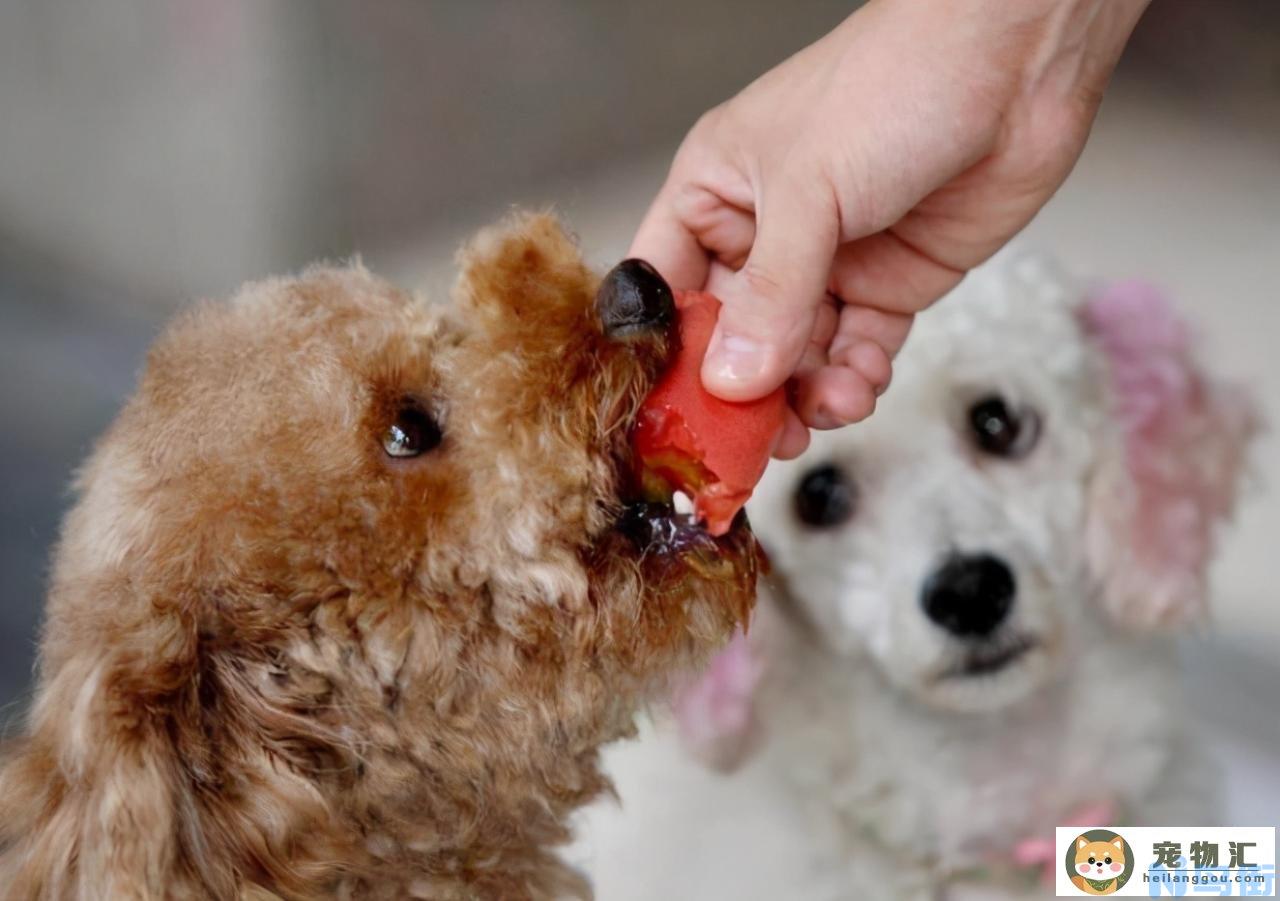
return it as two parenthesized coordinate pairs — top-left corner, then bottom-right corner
(940, 634), (1038, 679)
(615, 499), (758, 587)
(609, 497), (759, 628)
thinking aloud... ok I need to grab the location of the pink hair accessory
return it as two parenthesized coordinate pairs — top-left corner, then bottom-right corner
(1011, 799), (1117, 885)
(672, 630), (761, 769)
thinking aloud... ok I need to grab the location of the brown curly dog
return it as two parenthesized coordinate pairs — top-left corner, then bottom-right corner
(0, 214), (757, 899)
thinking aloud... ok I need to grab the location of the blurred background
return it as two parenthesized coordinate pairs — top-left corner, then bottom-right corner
(1, 0), (1276, 825)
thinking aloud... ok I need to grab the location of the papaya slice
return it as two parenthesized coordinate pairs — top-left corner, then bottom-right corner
(632, 290), (786, 535)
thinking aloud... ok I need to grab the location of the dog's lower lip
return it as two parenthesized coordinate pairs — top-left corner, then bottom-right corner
(943, 636), (1037, 678)
(617, 501), (749, 546)
(615, 501), (755, 576)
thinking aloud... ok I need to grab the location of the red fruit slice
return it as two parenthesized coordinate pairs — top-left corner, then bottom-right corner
(632, 290), (787, 535)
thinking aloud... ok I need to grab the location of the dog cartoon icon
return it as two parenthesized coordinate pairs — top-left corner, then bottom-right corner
(1069, 831), (1130, 895)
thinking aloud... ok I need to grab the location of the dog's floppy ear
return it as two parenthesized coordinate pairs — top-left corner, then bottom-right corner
(0, 586), (199, 896)
(671, 630), (762, 772)
(1081, 281), (1259, 628)
(453, 210), (598, 357)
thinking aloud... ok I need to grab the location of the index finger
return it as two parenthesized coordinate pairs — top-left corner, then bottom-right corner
(628, 183), (711, 291)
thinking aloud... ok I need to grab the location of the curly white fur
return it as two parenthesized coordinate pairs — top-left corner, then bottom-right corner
(574, 251), (1256, 901)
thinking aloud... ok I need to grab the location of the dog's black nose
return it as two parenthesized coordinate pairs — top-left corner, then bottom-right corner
(921, 553), (1015, 638)
(595, 258), (674, 339)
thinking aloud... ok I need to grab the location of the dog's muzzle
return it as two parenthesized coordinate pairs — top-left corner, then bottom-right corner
(600, 259), (758, 593)
(616, 501), (756, 580)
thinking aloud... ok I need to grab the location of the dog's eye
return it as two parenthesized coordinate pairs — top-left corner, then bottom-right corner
(1088, 857), (1096, 864)
(1104, 857), (1112, 865)
(968, 396), (1040, 458)
(793, 464), (855, 528)
(382, 403), (442, 458)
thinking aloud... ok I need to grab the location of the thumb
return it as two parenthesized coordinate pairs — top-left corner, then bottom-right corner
(701, 179), (837, 401)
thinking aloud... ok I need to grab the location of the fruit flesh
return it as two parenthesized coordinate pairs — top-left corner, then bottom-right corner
(632, 290), (787, 535)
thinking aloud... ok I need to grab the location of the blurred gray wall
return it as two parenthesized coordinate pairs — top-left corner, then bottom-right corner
(0, 1), (335, 305)
(0, 0), (855, 308)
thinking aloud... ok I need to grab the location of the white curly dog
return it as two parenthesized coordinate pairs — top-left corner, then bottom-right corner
(575, 252), (1257, 900)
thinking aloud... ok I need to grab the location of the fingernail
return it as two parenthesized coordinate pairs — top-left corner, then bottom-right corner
(707, 333), (767, 386)
(810, 406), (841, 430)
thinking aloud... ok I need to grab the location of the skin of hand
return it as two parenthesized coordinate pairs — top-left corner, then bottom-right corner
(630, 0), (1151, 458)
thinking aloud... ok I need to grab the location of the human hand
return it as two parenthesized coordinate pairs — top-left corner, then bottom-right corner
(631, 0), (1150, 457)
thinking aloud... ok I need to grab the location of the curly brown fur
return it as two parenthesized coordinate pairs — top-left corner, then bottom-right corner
(0, 214), (756, 899)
